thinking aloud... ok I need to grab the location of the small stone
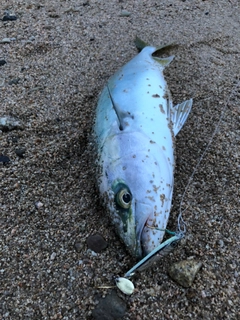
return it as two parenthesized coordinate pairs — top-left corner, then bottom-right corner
(0, 155), (10, 163)
(0, 38), (11, 43)
(119, 10), (131, 17)
(86, 233), (107, 253)
(0, 78), (5, 86)
(92, 290), (127, 320)
(50, 252), (57, 260)
(74, 241), (84, 253)
(15, 148), (26, 158)
(0, 59), (6, 66)
(35, 201), (43, 209)
(168, 260), (202, 287)
(218, 239), (224, 247)
(8, 78), (20, 85)
(0, 116), (24, 131)
(12, 136), (19, 143)
(48, 12), (60, 18)
(86, 249), (98, 257)
(2, 13), (17, 21)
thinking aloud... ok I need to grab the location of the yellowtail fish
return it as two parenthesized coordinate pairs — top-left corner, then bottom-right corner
(94, 38), (192, 258)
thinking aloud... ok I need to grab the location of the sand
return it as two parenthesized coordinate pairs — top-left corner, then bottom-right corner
(0, 0), (239, 319)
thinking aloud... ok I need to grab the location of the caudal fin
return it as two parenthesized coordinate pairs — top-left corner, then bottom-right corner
(135, 36), (177, 53)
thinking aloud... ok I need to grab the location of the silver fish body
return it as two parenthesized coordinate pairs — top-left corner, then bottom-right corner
(94, 45), (192, 258)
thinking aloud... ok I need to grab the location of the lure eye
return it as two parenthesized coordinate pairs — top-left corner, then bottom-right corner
(170, 240), (179, 249)
(116, 188), (132, 209)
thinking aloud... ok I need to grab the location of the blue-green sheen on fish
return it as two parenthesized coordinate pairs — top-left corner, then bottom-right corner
(94, 39), (192, 258)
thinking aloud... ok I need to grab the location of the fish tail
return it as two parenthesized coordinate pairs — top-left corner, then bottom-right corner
(135, 36), (177, 54)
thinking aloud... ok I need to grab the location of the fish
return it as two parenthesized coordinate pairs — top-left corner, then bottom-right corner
(94, 38), (192, 259)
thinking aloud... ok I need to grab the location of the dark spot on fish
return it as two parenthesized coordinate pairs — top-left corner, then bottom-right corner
(150, 140), (156, 144)
(160, 194), (165, 207)
(122, 166), (126, 170)
(148, 84), (151, 86)
(159, 104), (165, 114)
(146, 196), (155, 202)
(162, 146), (166, 150)
(152, 94), (160, 98)
(153, 185), (160, 193)
(132, 155), (136, 158)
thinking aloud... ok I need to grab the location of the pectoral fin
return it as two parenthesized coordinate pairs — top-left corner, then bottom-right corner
(171, 99), (193, 136)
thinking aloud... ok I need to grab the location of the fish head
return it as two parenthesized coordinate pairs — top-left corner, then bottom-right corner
(99, 132), (174, 258)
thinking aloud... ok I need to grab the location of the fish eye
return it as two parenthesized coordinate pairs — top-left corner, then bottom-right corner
(116, 188), (132, 209)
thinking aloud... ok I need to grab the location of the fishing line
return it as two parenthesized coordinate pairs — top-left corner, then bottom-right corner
(178, 78), (240, 232)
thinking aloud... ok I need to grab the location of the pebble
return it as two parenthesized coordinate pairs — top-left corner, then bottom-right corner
(74, 241), (84, 253)
(2, 12), (17, 21)
(168, 260), (202, 288)
(92, 290), (127, 320)
(119, 10), (131, 17)
(0, 78), (5, 86)
(0, 155), (10, 163)
(86, 249), (98, 257)
(0, 59), (6, 66)
(11, 136), (19, 143)
(35, 201), (44, 209)
(15, 148), (26, 158)
(0, 116), (24, 131)
(86, 233), (108, 253)
(0, 38), (11, 43)
(8, 78), (20, 85)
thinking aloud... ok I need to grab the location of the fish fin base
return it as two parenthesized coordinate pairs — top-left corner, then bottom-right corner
(153, 56), (174, 67)
(172, 99), (193, 136)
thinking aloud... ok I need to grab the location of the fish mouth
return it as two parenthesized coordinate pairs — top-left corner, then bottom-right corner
(134, 201), (153, 258)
